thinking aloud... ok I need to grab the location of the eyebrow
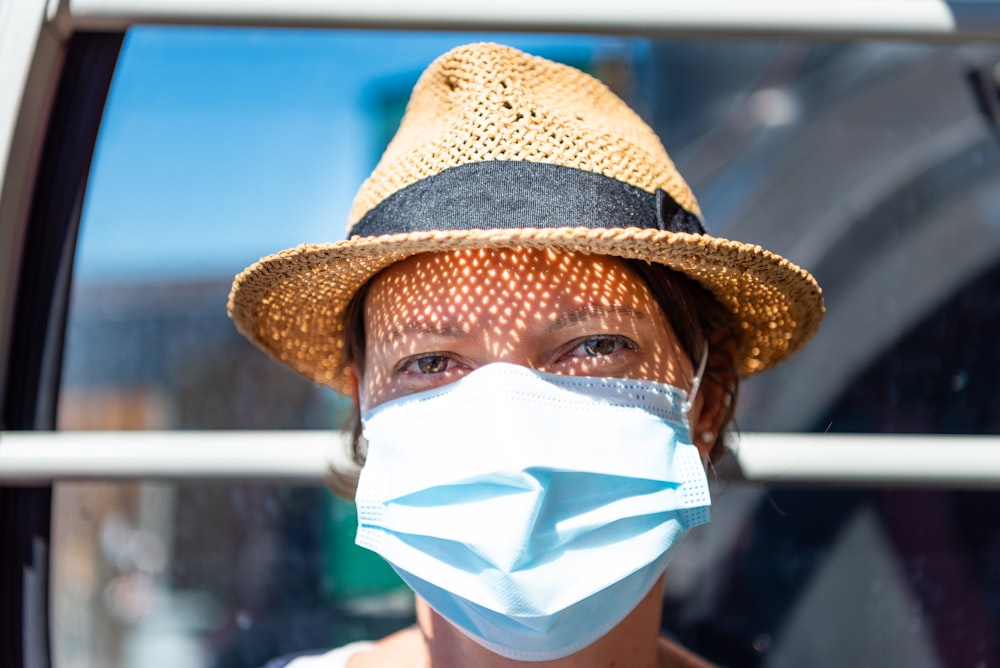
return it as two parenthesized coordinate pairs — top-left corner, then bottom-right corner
(384, 322), (470, 342)
(548, 304), (647, 332)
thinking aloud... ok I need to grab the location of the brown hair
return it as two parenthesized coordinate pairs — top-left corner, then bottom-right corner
(329, 257), (740, 498)
(622, 258), (741, 462)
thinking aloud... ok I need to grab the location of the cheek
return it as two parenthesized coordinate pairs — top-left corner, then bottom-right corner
(358, 365), (397, 412)
(358, 377), (375, 413)
(644, 319), (695, 388)
(360, 294), (401, 411)
(357, 342), (390, 412)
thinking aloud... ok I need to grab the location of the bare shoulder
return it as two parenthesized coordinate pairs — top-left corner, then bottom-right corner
(659, 637), (717, 668)
(347, 627), (424, 668)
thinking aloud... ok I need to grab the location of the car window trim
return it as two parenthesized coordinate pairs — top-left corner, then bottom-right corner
(0, 29), (124, 668)
(58, 0), (1000, 41)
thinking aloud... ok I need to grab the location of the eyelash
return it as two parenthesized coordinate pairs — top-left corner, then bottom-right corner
(395, 335), (636, 378)
(562, 334), (636, 361)
(396, 353), (465, 377)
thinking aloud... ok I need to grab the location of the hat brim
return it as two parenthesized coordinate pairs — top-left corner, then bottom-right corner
(227, 226), (824, 395)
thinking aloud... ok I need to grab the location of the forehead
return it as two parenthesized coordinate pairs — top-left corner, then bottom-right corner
(365, 247), (656, 321)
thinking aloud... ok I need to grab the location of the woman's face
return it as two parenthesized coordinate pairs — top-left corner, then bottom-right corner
(358, 246), (697, 413)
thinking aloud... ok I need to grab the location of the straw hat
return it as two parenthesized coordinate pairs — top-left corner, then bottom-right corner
(228, 42), (824, 393)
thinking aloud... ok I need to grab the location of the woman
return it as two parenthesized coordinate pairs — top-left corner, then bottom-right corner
(229, 42), (823, 667)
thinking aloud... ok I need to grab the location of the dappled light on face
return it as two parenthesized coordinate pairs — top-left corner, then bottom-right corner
(360, 247), (693, 410)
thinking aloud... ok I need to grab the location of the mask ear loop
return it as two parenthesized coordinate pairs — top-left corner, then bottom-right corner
(680, 342), (710, 415)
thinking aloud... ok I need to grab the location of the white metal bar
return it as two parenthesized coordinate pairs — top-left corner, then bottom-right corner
(0, 430), (358, 484)
(2, 430), (1000, 487)
(734, 433), (1000, 488)
(58, 0), (1000, 39)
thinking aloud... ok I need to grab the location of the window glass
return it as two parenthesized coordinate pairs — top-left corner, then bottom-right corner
(55, 27), (650, 668)
(55, 26), (1000, 667)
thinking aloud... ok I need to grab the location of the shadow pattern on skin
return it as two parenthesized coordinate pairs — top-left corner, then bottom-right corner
(359, 247), (695, 415)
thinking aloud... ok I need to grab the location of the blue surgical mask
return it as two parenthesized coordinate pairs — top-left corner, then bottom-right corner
(354, 363), (711, 662)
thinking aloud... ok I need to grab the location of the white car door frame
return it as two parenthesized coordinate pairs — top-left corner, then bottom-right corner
(4, 2), (1000, 667)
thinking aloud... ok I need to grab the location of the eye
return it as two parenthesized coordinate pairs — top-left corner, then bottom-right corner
(581, 337), (619, 357)
(567, 335), (635, 359)
(399, 354), (455, 375)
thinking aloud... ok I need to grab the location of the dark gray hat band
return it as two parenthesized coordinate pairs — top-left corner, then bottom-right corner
(350, 161), (705, 239)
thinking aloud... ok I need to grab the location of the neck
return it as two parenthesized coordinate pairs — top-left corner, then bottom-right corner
(413, 578), (666, 668)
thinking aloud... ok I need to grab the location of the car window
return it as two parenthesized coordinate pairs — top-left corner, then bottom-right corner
(54, 27), (1000, 667)
(53, 27), (651, 668)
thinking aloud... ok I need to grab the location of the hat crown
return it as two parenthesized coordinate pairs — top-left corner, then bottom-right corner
(227, 42), (824, 394)
(347, 42), (700, 230)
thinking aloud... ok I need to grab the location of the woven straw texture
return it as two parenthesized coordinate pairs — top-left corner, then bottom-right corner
(228, 43), (824, 393)
(348, 42), (699, 225)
